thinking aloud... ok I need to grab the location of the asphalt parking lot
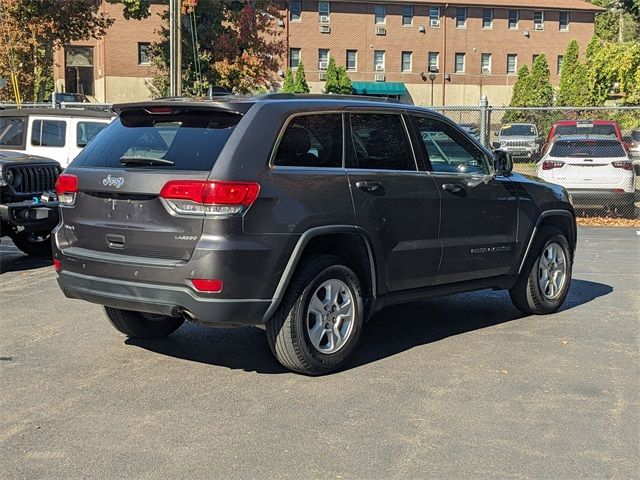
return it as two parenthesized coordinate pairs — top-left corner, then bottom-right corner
(1, 227), (638, 479)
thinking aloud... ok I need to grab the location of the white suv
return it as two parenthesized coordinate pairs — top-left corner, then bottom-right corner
(0, 108), (113, 168)
(536, 135), (636, 217)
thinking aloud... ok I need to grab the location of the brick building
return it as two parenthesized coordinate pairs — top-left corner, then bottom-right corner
(53, 0), (603, 105)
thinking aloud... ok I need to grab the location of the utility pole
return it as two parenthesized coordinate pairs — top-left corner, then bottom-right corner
(169, 0), (182, 97)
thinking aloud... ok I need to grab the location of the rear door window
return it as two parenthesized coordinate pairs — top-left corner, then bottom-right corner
(31, 120), (66, 147)
(0, 117), (25, 147)
(349, 113), (416, 171)
(76, 121), (109, 147)
(72, 109), (241, 170)
(273, 114), (343, 168)
(411, 116), (490, 174)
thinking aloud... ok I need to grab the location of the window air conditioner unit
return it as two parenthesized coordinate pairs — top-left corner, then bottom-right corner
(375, 64), (384, 72)
(319, 61), (328, 70)
(319, 15), (330, 23)
(374, 73), (385, 82)
(428, 66), (439, 73)
(430, 19), (440, 27)
(319, 72), (327, 80)
(320, 24), (331, 33)
(534, 23), (544, 31)
(419, 25), (426, 33)
(375, 27), (386, 35)
(482, 66), (491, 73)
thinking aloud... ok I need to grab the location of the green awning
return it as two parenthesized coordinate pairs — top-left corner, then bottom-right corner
(351, 81), (408, 96)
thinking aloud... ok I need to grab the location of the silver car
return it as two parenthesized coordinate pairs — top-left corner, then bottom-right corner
(496, 123), (544, 161)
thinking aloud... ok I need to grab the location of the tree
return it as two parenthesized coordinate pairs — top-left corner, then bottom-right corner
(336, 66), (353, 94)
(324, 57), (339, 93)
(588, 41), (640, 105)
(0, 0), (113, 101)
(529, 54), (554, 107)
(281, 69), (295, 93)
(293, 62), (310, 93)
(591, 0), (640, 42)
(121, 0), (285, 96)
(557, 40), (591, 107)
(503, 65), (531, 122)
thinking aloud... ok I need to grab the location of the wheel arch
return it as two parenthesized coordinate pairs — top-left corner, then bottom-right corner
(262, 226), (377, 323)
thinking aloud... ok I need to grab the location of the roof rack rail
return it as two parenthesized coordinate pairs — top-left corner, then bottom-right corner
(254, 93), (403, 104)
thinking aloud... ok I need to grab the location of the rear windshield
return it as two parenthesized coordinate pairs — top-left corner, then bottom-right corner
(555, 124), (617, 137)
(549, 139), (626, 158)
(0, 117), (26, 147)
(72, 109), (241, 170)
(500, 124), (536, 136)
(631, 131), (640, 141)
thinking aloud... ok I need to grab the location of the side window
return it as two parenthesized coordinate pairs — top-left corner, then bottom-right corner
(411, 116), (489, 174)
(76, 121), (108, 147)
(31, 120), (66, 147)
(273, 114), (343, 168)
(349, 114), (416, 171)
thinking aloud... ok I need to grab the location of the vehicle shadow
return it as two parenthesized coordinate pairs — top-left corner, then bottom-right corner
(126, 278), (612, 375)
(0, 240), (52, 274)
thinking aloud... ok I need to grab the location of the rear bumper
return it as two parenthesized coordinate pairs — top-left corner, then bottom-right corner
(567, 189), (635, 208)
(57, 270), (271, 326)
(0, 200), (59, 232)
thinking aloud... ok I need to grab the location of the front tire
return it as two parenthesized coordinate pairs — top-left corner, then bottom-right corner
(266, 255), (365, 375)
(104, 307), (184, 338)
(509, 227), (573, 315)
(11, 231), (52, 257)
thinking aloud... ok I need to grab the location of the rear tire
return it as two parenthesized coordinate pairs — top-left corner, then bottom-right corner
(104, 307), (184, 339)
(509, 227), (573, 315)
(266, 255), (365, 376)
(11, 231), (52, 257)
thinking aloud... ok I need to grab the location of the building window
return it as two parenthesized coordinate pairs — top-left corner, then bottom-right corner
(374, 4), (386, 24)
(318, 1), (330, 22)
(507, 54), (517, 74)
(429, 6), (440, 27)
(533, 54), (540, 63)
(318, 49), (329, 70)
(455, 53), (465, 73)
(482, 8), (493, 29)
(456, 7), (467, 28)
(401, 51), (412, 72)
(346, 50), (357, 71)
(508, 9), (519, 29)
(428, 52), (439, 72)
(559, 11), (569, 31)
(481, 53), (491, 74)
(138, 42), (150, 65)
(557, 55), (564, 74)
(402, 5), (413, 25)
(374, 50), (385, 71)
(290, 0), (301, 21)
(534, 11), (544, 30)
(289, 48), (301, 68)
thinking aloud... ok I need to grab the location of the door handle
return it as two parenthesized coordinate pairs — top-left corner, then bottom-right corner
(442, 183), (464, 193)
(356, 180), (383, 193)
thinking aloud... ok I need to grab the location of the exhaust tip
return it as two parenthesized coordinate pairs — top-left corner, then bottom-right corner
(179, 309), (198, 322)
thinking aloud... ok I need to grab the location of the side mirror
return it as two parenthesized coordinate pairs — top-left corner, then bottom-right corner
(493, 150), (513, 175)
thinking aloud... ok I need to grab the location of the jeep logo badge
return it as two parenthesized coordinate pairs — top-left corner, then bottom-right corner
(103, 175), (125, 189)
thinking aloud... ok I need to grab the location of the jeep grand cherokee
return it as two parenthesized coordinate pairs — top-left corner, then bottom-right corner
(53, 95), (577, 375)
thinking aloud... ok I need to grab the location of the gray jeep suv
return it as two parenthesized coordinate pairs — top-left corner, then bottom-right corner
(53, 95), (576, 375)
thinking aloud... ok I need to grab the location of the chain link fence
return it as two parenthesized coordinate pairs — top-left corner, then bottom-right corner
(1, 99), (638, 218)
(431, 104), (640, 219)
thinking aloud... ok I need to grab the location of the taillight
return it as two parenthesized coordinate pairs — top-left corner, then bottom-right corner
(53, 259), (61, 272)
(542, 160), (565, 170)
(612, 161), (633, 171)
(159, 180), (260, 216)
(55, 173), (78, 205)
(191, 278), (223, 293)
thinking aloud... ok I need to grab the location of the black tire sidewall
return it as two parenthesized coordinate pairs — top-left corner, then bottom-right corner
(291, 263), (364, 373)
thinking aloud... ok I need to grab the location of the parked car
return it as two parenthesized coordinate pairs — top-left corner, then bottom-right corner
(495, 123), (544, 161)
(536, 135), (636, 217)
(630, 128), (640, 158)
(458, 123), (480, 140)
(53, 94), (576, 375)
(45, 92), (92, 107)
(0, 109), (113, 168)
(0, 151), (61, 256)
(543, 120), (628, 154)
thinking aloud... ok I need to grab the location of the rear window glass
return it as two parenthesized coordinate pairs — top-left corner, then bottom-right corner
(631, 131), (640, 141)
(555, 124), (617, 137)
(500, 124), (536, 136)
(77, 121), (108, 147)
(549, 140), (626, 158)
(0, 117), (25, 147)
(72, 109), (241, 170)
(273, 114), (343, 168)
(31, 120), (66, 147)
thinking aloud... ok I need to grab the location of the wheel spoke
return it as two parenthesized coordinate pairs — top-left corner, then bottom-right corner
(337, 298), (352, 315)
(308, 322), (326, 350)
(309, 295), (326, 316)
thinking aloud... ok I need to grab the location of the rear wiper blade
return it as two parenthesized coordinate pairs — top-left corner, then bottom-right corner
(119, 156), (174, 166)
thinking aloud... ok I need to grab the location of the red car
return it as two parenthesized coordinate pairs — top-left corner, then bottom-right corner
(543, 120), (629, 154)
